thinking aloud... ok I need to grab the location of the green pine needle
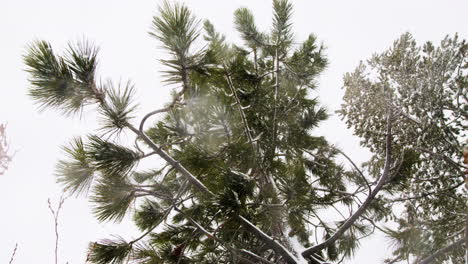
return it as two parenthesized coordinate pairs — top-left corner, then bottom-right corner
(88, 237), (132, 264)
(25, 40), (100, 115)
(134, 199), (165, 231)
(272, 0), (294, 45)
(150, 1), (199, 57)
(56, 137), (95, 195)
(234, 8), (265, 48)
(91, 175), (135, 222)
(98, 81), (138, 136)
(86, 135), (140, 176)
(65, 40), (99, 88)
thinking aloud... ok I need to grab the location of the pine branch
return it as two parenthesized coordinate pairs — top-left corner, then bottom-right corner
(271, 47), (280, 159)
(272, 0), (294, 46)
(25, 40), (102, 115)
(223, 65), (255, 147)
(238, 216), (298, 264)
(87, 237), (132, 264)
(176, 208), (277, 264)
(126, 124), (300, 263)
(150, 1), (199, 58)
(98, 81), (138, 136)
(414, 237), (465, 264)
(56, 137), (95, 195)
(302, 111), (393, 260)
(86, 135), (140, 176)
(234, 7), (266, 48)
(389, 181), (464, 203)
(91, 175), (136, 222)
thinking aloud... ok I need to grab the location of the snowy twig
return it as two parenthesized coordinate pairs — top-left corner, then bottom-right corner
(0, 123), (12, 175)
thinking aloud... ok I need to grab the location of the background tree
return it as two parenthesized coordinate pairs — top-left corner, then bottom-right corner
(339, 33), (467, 263)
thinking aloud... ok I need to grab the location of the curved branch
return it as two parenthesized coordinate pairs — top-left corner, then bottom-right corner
(139, 67), (190, 135)
(302, 112), (393, 260)
(336, 148), (371, 195)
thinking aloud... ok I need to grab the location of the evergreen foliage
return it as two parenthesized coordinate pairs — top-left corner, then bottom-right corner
(24, 1), (466, 264)
(339, 33), (467, 263)
(56, 137), (95, 195)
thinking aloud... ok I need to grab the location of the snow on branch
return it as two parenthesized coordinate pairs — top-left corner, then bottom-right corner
(0, 123), (12, 175)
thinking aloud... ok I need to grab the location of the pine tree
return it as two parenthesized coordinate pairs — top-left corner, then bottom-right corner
(339, 33), (467, 263)
(24, 1), (417, 263)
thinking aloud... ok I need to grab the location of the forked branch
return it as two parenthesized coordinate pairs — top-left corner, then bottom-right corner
(48, 195), (66, 264)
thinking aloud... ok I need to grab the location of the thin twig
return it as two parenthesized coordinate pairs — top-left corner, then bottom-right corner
(48, 195), (66, 264)
(336, 148), (372, 195)
(8, 243), (18, 264)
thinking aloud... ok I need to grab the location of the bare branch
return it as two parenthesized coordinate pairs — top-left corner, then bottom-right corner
(8, 243), (18, 264)
(127, 122), (214, 195)
(47, 195), (66, 264)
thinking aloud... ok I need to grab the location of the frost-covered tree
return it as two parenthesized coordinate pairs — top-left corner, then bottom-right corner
(23, 1), (441, 264)
(0, 123), (12, 175)
(339, 33), (467, 264)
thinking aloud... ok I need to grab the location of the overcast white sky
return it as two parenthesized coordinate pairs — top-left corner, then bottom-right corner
(1, 0), (467, 263)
